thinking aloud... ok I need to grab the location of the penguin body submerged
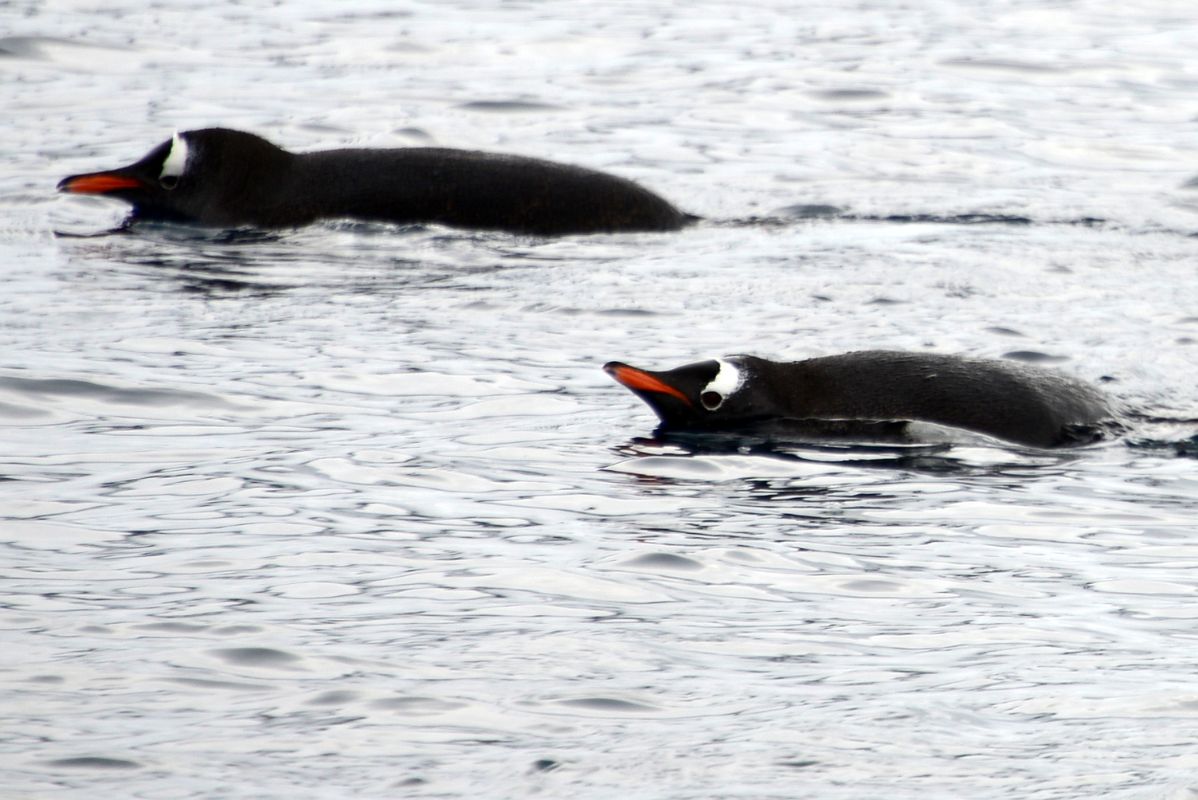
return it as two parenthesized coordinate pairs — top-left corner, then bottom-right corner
(58, 128), (693, 235)
(604, 350), (1117, 448)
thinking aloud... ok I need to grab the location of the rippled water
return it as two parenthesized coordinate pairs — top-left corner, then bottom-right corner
(3, 2), (1198, 798)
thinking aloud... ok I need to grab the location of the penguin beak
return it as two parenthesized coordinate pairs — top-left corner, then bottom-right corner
(58, 170), (146, 195)
(603, 362), (693, 407)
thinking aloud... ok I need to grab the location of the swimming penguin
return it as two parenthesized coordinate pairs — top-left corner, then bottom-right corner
(604, 350), (1118, 448)
(57, 128), (693, 235)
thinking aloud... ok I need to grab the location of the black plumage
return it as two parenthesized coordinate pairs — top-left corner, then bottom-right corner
(605, 350), (1117, 448)
(58, 128), (693, 235)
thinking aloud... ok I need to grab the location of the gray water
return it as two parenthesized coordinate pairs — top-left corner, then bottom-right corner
(3, 2), (1198, 798)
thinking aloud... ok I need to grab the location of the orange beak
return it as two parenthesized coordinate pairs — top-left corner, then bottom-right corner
(58, 173), (145, 194)
(604, 363), (693, 407)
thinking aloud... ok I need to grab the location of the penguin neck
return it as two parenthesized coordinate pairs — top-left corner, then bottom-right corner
(169, 135), (297, 228)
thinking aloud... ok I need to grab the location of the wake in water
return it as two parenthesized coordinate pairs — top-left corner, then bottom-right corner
(725, 204), (1122, 231)
(1122, 411), (1198, 458)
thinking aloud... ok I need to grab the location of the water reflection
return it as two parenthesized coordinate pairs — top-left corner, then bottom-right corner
(52, 220), (586, 297)
(606, 430), (1086, 482)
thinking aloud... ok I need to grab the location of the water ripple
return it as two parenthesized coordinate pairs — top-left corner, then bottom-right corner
(4, 2), (1198, 799)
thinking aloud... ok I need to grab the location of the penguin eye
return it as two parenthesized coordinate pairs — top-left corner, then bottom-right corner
(159, 175), (179, 190)
(700, 390), (724, 411)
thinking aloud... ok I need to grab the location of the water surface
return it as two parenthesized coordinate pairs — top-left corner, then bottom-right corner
(2, 2), (1197, 798)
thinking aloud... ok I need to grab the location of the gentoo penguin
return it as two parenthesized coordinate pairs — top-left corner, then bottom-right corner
(57, 128), (693, 235)
(604, 350), (1117, 448)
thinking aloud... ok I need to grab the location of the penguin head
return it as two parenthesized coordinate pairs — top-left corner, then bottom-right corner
(57, 128), (285, 225)
(603, 356), (775, 431)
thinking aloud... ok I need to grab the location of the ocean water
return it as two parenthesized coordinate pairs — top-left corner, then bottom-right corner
(2, 2), (1198, 798)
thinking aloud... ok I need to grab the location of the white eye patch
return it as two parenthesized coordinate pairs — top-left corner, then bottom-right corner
(699, 358), (743, 410)
(159, 131), (190, 182)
